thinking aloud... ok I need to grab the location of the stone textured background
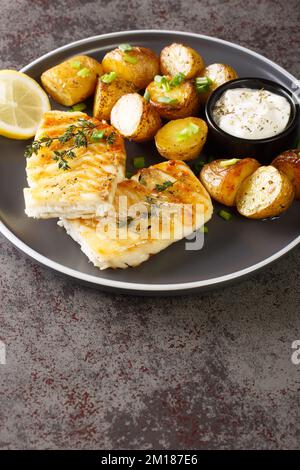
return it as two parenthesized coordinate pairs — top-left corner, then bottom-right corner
(0, 0), (300, 450)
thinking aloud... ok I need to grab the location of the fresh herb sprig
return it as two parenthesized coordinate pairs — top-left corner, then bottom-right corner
(24, 118), (116, 170)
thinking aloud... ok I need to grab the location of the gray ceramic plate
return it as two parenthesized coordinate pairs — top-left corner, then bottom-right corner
(0, 30), (299, 295)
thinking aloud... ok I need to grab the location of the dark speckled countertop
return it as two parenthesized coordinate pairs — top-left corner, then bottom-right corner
(0, 0), (300, 450)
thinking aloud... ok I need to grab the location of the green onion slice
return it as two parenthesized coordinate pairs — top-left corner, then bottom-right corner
(126, 171), (133, 179)
(71, 102), (87, 112)
(91, 130), (105, 141)
(144, 89), (151, 102)
(200, 225), (208, 233)
(176, 123), (200, 141)
(220, 158), (241, 167)
(194, 160), (206, 172)
(100, 71), (117, 83)
(219, 209), (232, 221)
(118, 43), (132, 52)
(133, 156), (145, 169)
(154, 75), (170, 92)
(124, 54), (137, 64)
(77, 67), (90, 77)
(195, 76), (213, 93)
(70, 60), (82, 69)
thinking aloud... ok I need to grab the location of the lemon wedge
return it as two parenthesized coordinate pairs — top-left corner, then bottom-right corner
(0, 70), (50, 140)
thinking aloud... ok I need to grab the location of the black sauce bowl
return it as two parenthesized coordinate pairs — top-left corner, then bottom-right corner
(205, 77), (299, 164)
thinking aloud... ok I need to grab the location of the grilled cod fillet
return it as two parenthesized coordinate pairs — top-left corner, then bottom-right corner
(24, 111), (126, 219)
(60, 160), (213, 269)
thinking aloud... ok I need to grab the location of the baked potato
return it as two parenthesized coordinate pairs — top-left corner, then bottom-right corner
(197, 63), (238, 103)
(200, 158), (260, 206)
(146, 76), (200, 120)
(236, 166), (294, 219)
(111, 93), (161, 142)
(102, 45), (160, 89)
(272, 149), (300, 200)
(93, 73), (137, 121)
(155, 117), (208, 161)
(41, 55), (103, 106)
(160, 43), (205, 79)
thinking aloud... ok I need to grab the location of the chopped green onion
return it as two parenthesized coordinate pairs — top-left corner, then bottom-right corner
(101, 71), (117, 83)
(133, 156), (145, 169)
(195, 76), (213, 93)
(126, 171), (133, 179)
(70, 60), (82, 69)
(219, 209), (232, 221)
(119, 43), (132, 52)
(296, 139), (300, 148)
(144, 89), (151, 102)
(91, 130), (105, 141)
(77, 67), (90, 77)
(124, 54), (137, 64)
(194, 160), (206, 172)
(71, 102), (87, 112)
(157, 96), (178, 104)
(200, 225), (208, 233)
(220, 158), (241, 167)
(176, 123), (199, 141)
(169, 72), (185, 87)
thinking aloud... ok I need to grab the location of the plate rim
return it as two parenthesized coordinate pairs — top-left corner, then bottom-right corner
(1, 29), (299, 292)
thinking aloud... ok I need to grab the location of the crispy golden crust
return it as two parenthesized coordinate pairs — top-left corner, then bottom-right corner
(60, 160), (213, 270)
(41, 55), (103, 106)
(160, 43), (205, 79)
(155, 117), (208, 161)
(111, 93), (161, 142)
(236, 166), (294, 219)
(200, 158), (260, 206)
(272, 150), (300, 200)
(102, 46), (160, 89)
(146, 78), (200, 120)
(198, 63), (238, 104)
(24, 110), (126, 218)
(93, 76), (137, 121)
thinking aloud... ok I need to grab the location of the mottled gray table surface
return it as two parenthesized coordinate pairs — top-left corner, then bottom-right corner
(0, 0), (300, 450)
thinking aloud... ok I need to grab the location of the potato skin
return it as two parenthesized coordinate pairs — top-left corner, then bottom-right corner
(272, 150), (300, 200)
(236, 166), (294, 219)
(41, 55), (103, 106)
(93, 76), (137, 121)
(160, 43), (205, 79)
(102, 47), (160, 89)
(200, 158), (260, 206)
(197, 63), (238, 103)
(111, 93), (161, 142)
(146, 78), (200, 120)
(155, 117), (208, 161)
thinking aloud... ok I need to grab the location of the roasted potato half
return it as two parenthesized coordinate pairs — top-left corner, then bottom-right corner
(236, 166), (294, 219)
(160, 43), (205, 79)
(111, 93), (161, 142)
(146, 77), (200, 120)
(197, 63), (238, 103)
(41, 55), (103, 106)
(93, 74), (137, 121)
(200, 158), (260, 206)
(102, 46), (160, 89)
(155, 117), (208, 161)
(272, 149), (300, 200)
